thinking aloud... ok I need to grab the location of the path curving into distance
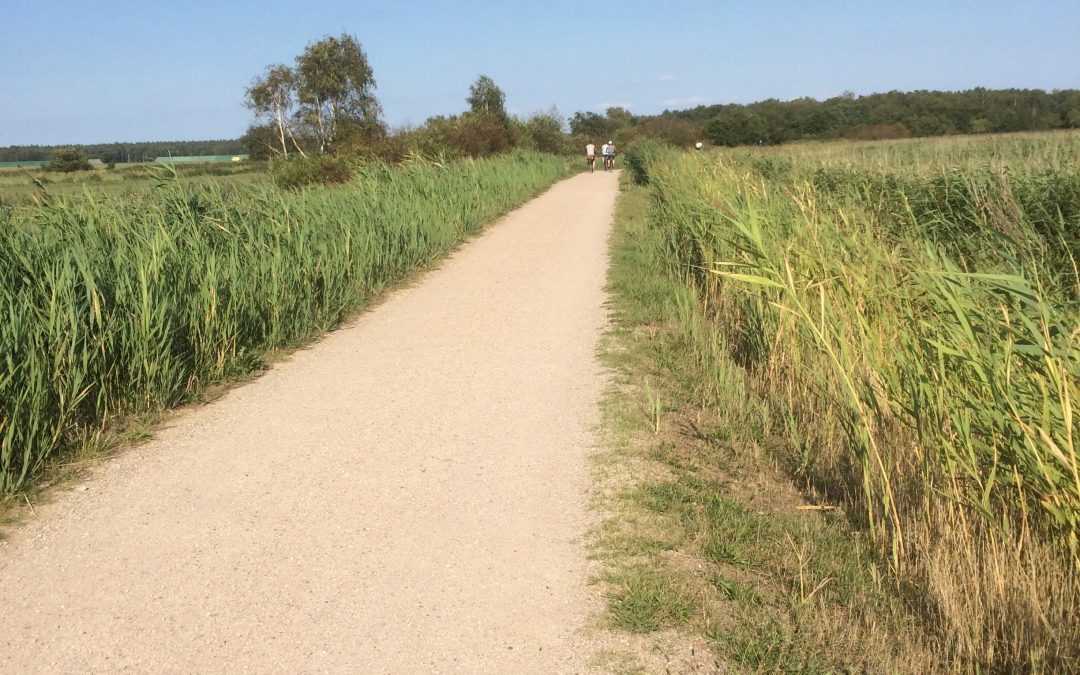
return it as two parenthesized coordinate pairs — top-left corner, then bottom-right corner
(0, 170), (619, 673)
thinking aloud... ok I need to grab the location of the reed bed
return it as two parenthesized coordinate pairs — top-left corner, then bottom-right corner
(0, 152), (568, 494)
(631, 133), (1080, 670)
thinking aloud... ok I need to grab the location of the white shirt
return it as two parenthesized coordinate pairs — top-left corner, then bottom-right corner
(600, 144), (609, 155)
(586, 144), (595, 155)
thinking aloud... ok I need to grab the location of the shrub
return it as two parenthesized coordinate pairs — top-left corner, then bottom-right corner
(46, 147), (92, 172)
(519, 109), (569, 155)
(637, 115), (702, 148)
(270, 155), (354, 189)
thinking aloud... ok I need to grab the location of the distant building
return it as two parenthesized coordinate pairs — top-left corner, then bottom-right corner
(153, 155), (249, 164)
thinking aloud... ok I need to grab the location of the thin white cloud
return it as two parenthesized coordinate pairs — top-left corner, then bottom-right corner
(659, 74), (676, 82)
(661, 96), (709, 107)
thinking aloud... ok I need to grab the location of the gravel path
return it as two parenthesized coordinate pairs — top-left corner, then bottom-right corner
(0, 171), (619, 673)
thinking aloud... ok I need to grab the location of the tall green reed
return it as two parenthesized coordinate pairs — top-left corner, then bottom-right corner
(0, 152), (569, 493)
(637, 134), (1080, 667)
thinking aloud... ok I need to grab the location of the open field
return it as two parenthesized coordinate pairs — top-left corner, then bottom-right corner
(0, 161), (268, 206)
(605, 131), (1080, 671)
(760, 129), (1080, 170)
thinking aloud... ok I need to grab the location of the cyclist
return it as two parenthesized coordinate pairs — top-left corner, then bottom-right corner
(585, 142), (595, 172)
(602, 141), (616, 171)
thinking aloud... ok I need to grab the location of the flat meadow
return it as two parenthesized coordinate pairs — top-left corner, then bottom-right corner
(0, 161), (267, 206)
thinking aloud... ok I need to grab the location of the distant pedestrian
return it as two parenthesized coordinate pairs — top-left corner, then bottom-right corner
(585, 142), (596, 172)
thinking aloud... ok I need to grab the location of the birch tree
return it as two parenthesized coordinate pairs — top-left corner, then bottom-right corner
(295, 34), (382, 154)
(245, 64), (305, 158)
(467, 75), (506, 117)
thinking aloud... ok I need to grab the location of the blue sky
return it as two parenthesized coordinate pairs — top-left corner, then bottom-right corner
(2, 1), (1078, 146)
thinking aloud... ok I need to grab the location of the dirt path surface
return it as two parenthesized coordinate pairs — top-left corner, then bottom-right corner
(1, 171), (619, 673)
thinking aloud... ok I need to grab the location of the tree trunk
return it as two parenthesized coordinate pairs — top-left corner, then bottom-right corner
(274, 104), (289, 159)
(316, 97), (329, 154)
(286, 125), (307, 158)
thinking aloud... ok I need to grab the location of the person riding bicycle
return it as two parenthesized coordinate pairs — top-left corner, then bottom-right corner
(602, 141), (616, 171)
(585, 142), (596, 172)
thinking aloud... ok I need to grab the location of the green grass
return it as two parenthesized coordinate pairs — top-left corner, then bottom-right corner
(606, 566), (694, 634)
(615, 130), (1080, 670)
(595, 176), (936, 672)
(0, 151), (572, 497)
(0, 162), (267, 206)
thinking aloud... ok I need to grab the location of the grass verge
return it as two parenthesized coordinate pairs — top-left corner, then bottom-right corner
(593, 178), (938, 673)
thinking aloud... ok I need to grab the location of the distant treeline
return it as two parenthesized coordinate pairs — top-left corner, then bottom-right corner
(0, 139), (246, 164)
(685, 88), (1080, 146)
(8, 88), (1080, 162)
(572, 88), (1080, 148)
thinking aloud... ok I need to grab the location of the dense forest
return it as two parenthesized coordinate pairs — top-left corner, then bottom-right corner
(677, 87), (1080, 145)
(573, 87), (1080, 147)
(0, 139), (246, 164)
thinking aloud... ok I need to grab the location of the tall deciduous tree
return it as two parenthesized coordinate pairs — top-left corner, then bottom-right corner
(520, 108), (567, 154)
(466, 75), (506, 117)
(295, 33), (382, 154)
(245, 64), (304, 158)
(569, 111), (618, 139)
(604, 106), (634, 129)
(706, 108), (768, 147)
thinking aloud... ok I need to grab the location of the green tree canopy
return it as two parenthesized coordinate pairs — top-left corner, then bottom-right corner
(605, 106), (634, 129)
(245, 64), (303, 158)
(569, 111), (618, 139)
(46, 147), (91, 172)
(467, 75), (506, 117)
(294, 33), (383, 153)
(705, 108), (768, 147)
(520, 108), (567, 154)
